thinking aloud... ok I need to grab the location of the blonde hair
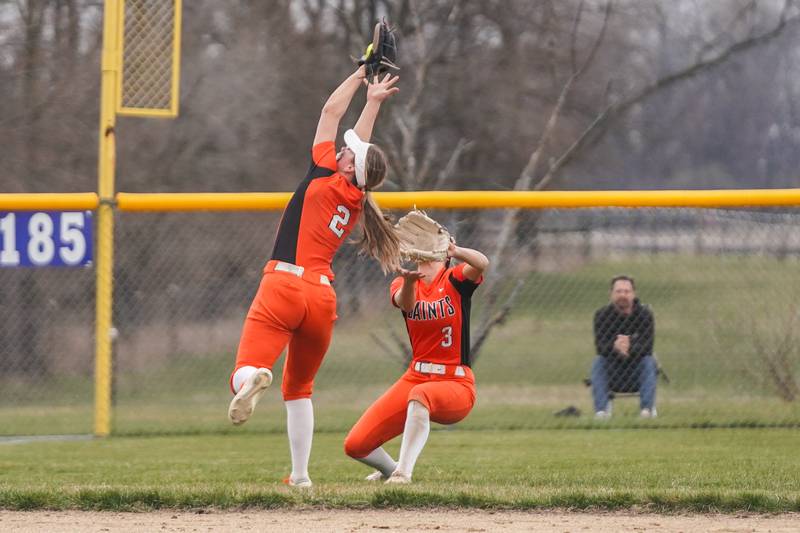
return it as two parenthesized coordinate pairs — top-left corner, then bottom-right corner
(357, 145), (400, 273)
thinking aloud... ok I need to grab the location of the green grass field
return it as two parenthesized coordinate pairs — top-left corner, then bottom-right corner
(1, 428), (799, 512)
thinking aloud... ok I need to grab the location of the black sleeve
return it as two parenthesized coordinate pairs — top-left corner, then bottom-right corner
(448, 273), (480, 298)
(594, 308), (615, 358)
(303, 160), (336, 183)
(629, 307), (654, 359)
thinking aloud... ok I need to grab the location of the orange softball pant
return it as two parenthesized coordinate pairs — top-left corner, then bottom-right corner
(232, 269), (337, 401)
(344, 366), (476, 458)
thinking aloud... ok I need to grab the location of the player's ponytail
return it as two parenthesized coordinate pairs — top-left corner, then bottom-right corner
(358, 146), (400, 274)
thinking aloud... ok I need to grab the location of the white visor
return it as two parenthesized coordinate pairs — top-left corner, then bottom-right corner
(344, 129), (372, 188)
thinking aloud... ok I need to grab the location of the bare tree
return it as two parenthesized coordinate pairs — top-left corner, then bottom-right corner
(472, 0), (613, 360)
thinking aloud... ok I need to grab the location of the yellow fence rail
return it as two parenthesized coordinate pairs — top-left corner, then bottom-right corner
(116, 192), (292, 211)
(0, 193), (99, 211)
(6, 189), (800, 213)
(115, 189), (800, 211)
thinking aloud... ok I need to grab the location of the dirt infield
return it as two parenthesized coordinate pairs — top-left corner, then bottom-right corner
(1, 510), (799, 532)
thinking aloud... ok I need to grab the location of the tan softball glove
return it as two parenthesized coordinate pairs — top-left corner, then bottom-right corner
(394, 209), (451, 263)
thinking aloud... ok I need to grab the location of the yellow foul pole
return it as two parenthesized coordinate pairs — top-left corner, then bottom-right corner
(94, 0), (120, 437)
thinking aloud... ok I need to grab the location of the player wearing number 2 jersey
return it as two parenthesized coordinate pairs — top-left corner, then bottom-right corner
(227, 66), (400, 488)
(344, 238), (489, 483)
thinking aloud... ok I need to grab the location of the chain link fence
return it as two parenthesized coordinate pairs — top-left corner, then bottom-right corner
(119, 0), (180, 116)
(2, 207), (800, 436)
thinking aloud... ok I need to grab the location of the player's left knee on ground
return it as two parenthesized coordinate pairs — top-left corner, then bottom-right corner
(343, 432), (372, 459)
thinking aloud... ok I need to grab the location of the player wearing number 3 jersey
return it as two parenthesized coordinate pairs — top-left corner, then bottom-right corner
(345, 238), (489, 483)
(227, 66), (400, 488)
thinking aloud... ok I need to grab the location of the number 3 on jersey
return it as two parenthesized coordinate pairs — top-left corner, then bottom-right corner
(441, 326), (453, 348)
(328, 205), (350, 238)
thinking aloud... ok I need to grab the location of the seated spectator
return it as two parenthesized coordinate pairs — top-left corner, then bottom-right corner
(591, 275), (657, 419)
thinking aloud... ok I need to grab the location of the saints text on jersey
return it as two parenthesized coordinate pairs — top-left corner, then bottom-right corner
(405, 296), (456, 321)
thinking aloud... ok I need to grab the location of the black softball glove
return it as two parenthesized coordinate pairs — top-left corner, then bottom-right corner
(358, 19), (399, 80)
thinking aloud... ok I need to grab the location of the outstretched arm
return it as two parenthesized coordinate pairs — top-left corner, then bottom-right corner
(313, 66), (366, 146)
(393, 268), (423, 313)
(352, 73), (400, 142)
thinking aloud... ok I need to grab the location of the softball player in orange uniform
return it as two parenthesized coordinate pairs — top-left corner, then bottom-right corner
(227, 66), (400, 488)
(344, 240), (489, 483)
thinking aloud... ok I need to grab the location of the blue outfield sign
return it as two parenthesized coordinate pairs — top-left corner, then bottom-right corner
(0, 211), (93, 267)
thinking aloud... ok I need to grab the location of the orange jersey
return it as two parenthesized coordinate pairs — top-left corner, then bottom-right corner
(270, 142), (364, 280)
(390, 263), (483, 367)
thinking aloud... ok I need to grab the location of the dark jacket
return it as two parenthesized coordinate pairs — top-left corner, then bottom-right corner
(593, 298), (654, 360)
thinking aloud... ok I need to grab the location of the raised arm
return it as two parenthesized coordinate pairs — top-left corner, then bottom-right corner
(313, 66), (367, 146)
(447, 243), (489, 282)
(352, 73), (400, 142)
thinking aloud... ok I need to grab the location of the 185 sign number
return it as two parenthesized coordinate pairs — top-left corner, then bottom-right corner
(0, 211), (93, 267)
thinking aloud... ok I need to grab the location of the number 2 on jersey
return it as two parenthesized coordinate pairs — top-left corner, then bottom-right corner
(328, 205), (350, 238)
(441, 326), (453, 348)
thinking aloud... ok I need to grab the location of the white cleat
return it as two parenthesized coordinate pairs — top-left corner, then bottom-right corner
(228, 368), (272, 425)
(384, 471), (412, 484)
(365, 470), (388, 482)
(284, 477), (313, 488)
